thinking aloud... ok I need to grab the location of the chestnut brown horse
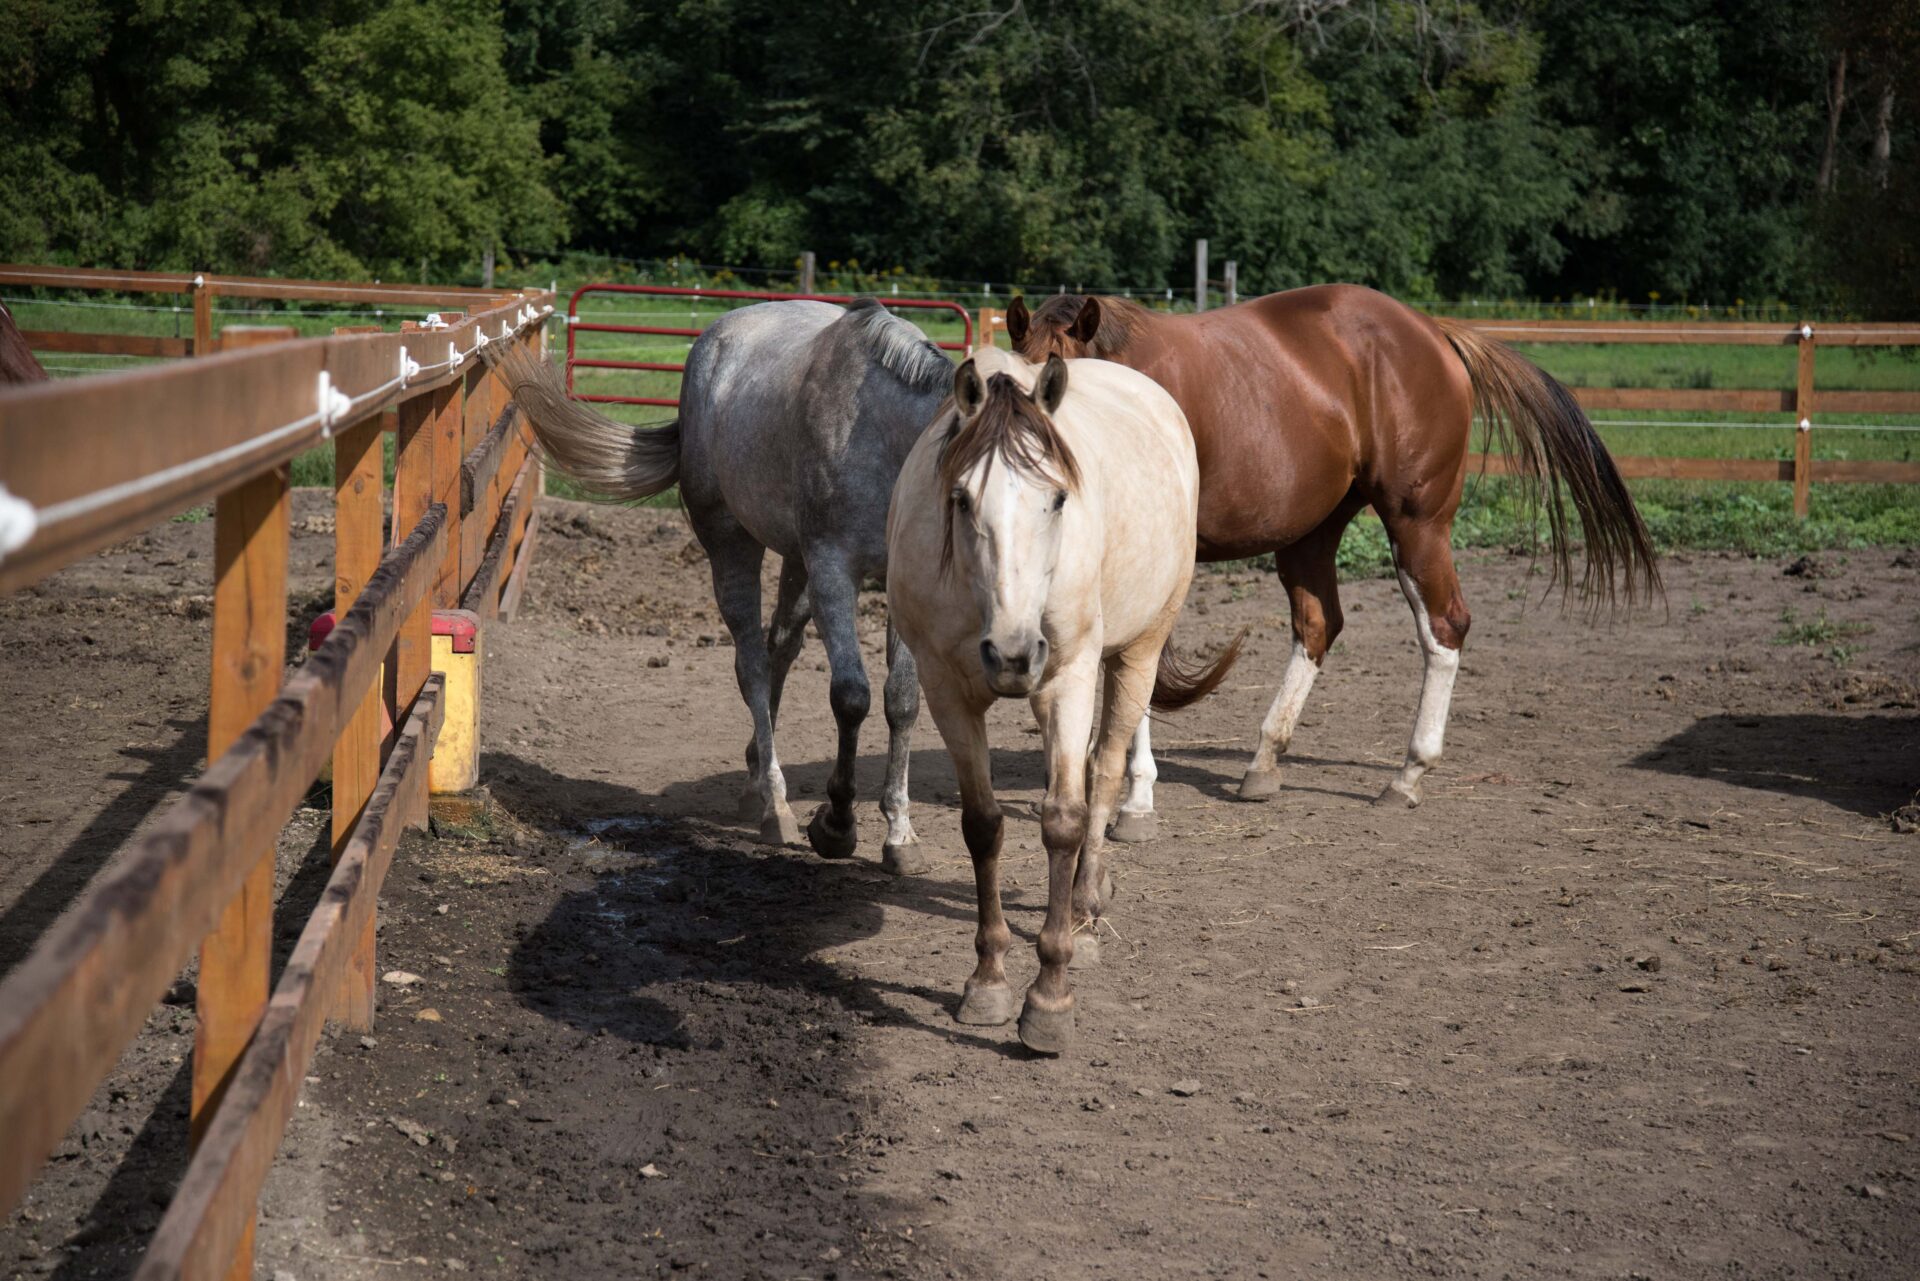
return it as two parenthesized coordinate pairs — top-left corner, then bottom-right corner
(1009, 286), (1659, 808)
(0, 303), (49, 385)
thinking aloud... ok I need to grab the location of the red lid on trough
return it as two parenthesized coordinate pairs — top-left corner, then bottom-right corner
(308, 608), (478, 654)
(432, 610), (479, 654)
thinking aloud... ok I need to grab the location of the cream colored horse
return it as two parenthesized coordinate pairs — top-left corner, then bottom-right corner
(887, 347), (1236, 1054)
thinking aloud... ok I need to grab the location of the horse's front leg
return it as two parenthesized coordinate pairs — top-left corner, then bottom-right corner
(802, 550), (869, 860)
(1020, 652), (1098, 1055)
(923, 673), (1013, 1026)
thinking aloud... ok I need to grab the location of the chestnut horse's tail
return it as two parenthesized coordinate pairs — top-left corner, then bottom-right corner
(1432, 317), (1662, 609)
(1150, 627), (1247, 712)
(482, 340), (681, 500)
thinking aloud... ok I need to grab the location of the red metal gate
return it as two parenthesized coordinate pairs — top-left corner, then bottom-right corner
(565, 284), (974, 406)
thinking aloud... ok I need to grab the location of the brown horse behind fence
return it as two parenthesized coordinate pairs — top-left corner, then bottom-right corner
(0, 303), (48, 385)
(1010, 285), (1659, 808)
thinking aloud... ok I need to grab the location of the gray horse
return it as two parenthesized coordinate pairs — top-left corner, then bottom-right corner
(490, 299), (950, 874)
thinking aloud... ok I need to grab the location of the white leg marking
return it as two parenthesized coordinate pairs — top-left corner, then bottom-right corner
(1391, 567), (1461, 798)
(1249, 639), (1320, 773)
(762, 743), (793, 819)
(1120, 716), (1156, 816)
(882, 769), (916, 847)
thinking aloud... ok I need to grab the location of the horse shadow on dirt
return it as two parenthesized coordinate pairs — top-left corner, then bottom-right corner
(486, 751), (1036, 1059)
(1629, 712), (1920, 818)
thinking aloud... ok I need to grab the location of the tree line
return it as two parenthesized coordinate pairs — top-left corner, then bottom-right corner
(2, 0), (1913, 313)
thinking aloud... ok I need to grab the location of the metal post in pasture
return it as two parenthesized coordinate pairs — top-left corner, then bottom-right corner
(1224, 261), (1238, 306)
(800, 251), (817, 294)
(1194, 239), (1209, 312)
(1794, 326), (1816, 519)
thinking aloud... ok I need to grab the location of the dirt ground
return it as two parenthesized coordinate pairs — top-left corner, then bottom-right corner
(4, 496), (1919, 1280)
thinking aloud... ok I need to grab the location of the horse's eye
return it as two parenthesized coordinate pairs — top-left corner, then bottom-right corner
(1051, 490), (1068, 512)
(951, 488), (971, 513)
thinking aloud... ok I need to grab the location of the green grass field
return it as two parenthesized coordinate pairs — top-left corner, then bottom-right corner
(12, 285), (1918, 562)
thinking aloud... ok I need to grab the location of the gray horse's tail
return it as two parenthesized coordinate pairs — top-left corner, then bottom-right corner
(484, 340), (680, 500)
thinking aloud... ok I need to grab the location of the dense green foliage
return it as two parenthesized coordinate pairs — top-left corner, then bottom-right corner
(2, 1), (1914, 309)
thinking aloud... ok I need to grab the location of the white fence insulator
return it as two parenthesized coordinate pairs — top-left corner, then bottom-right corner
(0, 483), (39, 565)
(317, 372), (352, 436)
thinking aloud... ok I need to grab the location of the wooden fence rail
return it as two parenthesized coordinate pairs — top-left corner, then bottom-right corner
(0, 273), (552, 1280)
(0, 263), (522, 361)
(974, 308), (1920, 517)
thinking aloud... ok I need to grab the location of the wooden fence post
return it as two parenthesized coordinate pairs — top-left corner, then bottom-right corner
(191, 460), (289, 1281)
(1794, 326), (1816, 519)
(1194, 239), (1209, 312)
(330, 329), (385, 1026)
(1224, 261), (1238, 307)
(391, 367), (446, 830)
(456, 361), (487, 593)
(800, 251), (816, 294)
(977, 307), (1003, 349)
(192, 277), (214, 357)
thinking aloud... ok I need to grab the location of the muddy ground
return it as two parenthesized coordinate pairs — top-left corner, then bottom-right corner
(4, 496), (1919, 1280)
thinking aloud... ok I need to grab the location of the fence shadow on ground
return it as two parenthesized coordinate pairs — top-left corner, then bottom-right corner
(1629, 712), (1920, 818)
(0, 717), (205, 973)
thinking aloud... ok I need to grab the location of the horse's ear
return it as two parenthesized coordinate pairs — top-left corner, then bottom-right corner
(953, 359), (986, 418)
(1067, 297), (1102, 345)
(1005, 296), (1030, 346)
(1032, 354), (1069, 416)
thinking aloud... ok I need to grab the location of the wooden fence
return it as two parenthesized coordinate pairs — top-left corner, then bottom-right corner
(978, 308), (1920, 516)
(0, 267), (552, 1279)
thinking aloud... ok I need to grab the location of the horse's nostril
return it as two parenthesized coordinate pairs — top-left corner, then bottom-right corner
(979, 640), (1001, 672)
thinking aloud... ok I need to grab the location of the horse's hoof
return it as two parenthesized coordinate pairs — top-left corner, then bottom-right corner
(1237, 767), (1282, 802)
(1017, 995), (1074, 1056)
(956, 982), (1016, 1026)
(736, 784), (763, 821)
(1068, 931), (1100, 970)
(806, 805), (858, 859)
(1108, 809), (1157, 843)
(1374, 779), (1422, 809)
(881, 838), (928, 876)
(758, 809), (803, 847)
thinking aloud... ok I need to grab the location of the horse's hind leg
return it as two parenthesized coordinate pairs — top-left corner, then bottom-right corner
(800, 550), (869, 861)
(741, 557), (810, 818)
(879, 621), (927, 875)
(1377, 516), (1470, 808)
(1075, 647), (1158, 965)
(705, 526), (801, 845)
(1108, 715), (1158, 842)
(1240, 501), (1360, 801)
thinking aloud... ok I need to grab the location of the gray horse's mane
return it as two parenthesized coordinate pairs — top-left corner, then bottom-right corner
(840, 298), (952, 394)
